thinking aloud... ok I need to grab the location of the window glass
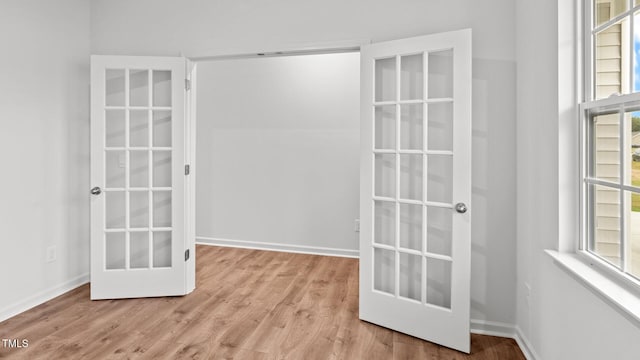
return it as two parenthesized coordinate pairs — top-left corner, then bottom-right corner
(585, 1), (640, 287)
(594, 19), (627, 99)
(595, 0), (627, 27)
(586, 105), (640, 280)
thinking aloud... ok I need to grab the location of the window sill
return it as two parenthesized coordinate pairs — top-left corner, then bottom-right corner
(545, 250), (640, 325)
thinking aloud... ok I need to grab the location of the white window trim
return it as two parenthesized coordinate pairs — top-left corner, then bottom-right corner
(579, 0), (640, 289)
(549, 0), (640, 325)
(547, 250), (640, 322)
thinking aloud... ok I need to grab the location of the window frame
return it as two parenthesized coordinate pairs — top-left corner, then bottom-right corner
(580, 0), (640, 293)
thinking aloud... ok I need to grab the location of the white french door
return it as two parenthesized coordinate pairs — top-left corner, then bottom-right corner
(359, 30), (472, 353)
(90, 55), (194, 300)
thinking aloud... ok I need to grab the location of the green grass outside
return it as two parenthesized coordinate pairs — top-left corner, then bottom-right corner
(633, 160), (640, 212)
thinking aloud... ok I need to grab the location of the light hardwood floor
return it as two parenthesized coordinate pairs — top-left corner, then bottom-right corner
(0, 245), (525, 359)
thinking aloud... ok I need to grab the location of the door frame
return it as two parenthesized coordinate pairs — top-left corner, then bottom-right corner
(185, 60), (197, 293)
(185, 39), (368, 62)
(182, 32), (472, 348)
(183, 39), (368, 268)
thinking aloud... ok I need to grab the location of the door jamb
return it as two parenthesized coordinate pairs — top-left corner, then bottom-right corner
(182, 39), (369, 276)
(185, 39), (369, 62)
(185, 59), (197, 294)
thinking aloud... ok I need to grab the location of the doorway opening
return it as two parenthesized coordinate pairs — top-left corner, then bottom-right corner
(193, 50), (362, 258)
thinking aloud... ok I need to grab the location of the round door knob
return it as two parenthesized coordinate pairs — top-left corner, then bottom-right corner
(90, 187), (102, 195)
(455, 202), (467, 214)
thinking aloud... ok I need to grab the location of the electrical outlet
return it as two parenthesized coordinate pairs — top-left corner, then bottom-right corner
(46, 246), (57, 263)
(354, 219), (360, 232)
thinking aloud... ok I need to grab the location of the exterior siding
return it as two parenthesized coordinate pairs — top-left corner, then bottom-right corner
(594, 1), (624, 264)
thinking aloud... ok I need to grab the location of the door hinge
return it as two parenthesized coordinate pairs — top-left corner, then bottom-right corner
(185, 79), (191, 91)
(185, 249), (190, 262)
(185, 164), (190, 175)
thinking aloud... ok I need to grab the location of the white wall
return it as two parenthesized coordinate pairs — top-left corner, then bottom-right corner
(91, 0), (518, 329)
(196, 53), (360, 253)
(90, 0), (514, 61)
(0, 0), (90, 319)
(516, 0), (640, 359)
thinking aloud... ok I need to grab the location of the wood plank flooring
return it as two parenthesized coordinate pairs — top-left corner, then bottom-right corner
(0, 245), (525, 359)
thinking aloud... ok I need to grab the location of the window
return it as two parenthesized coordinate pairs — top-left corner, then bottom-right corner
(582, 0), (640, 285)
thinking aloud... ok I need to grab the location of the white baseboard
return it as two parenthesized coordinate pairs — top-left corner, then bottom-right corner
(514, 326), (540, 360)
(470, 320), (538, 360)
(196, 236), (359, 258)
(470, 319), (515, 338)
(0, 273), (89, 323)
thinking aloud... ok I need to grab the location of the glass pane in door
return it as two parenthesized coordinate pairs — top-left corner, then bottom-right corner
(106, 232), (126, 270)
(105, 191), (125, 229)
(130, 191), (149, 228)
(130, 70), (149, 107)
(105, 69), (125, 106)
(426, 258), (452, 309)
(399, 252), (422, 301)
(427, 155), (453, 203)
(153, 191), (172, 227)
(153, 70), (172, 107)
(399, 203), (422, 251)
(375, 154), (396, 198)
(374, 248), (395, 295)
(426, 206), (452, 256)
(130, 151), (149, 188)
(105, 151), (126, 188)
(374, 201), (395, 246)
(400, 54), (424, 100)
(153, 111), (172, 147)
(400, 104), (423, 150)
(400, 154), (423, 200)
(427, 102), (453, 151)
(130, 232), (150, 269)
(375, 106), (396, 150)
(106, 110), (126, 147)
(153, 151), (172, 187)
(428, 50), (453, 99)
(375, 57), (396, 102)
(153, 231), (172, 267)
(130, 110), (149, 147)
